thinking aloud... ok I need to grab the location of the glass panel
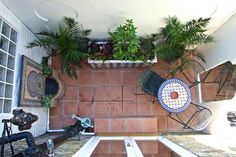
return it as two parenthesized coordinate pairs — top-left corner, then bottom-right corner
(6, 70), (13, 83)
(0, 50), (7, 66)
(3, 99), (11, 113)
(0, 67), (6, 81)
(0, 19), (2, 32)
(5, 84), (12, 98)
(91, 140), (127, 157)
(7, 55), (15, 70)
(9, 42), (16, 56)
(136, 140), (176, 157)
(2, 22), (10, 37)
(10, 28), (17, 43)
(0, 83), (4, 97)
(0, 36), (9, 52)
(0, 99), (3, 113)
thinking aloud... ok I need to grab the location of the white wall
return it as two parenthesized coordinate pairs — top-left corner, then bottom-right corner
(199, 13), (236, 71)
(0, 1), (47, 137)
(199, 13), (236, 137)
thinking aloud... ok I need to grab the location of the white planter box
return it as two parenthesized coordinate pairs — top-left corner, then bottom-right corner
(87, 57), (157, 68)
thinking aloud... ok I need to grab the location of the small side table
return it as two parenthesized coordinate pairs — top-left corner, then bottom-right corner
(157, 79), (192, 113)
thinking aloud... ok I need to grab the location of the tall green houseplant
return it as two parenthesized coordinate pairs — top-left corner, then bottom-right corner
(27, 17), (90, 79)
(154, 16), (214, 76)
(109, 19), (139, 61)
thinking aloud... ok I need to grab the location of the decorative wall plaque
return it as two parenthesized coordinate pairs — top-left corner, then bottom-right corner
(19, 55), (45, 107)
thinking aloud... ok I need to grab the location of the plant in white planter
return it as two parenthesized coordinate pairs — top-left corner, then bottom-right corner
(109, 19), (139, 61)
(88, 19), (157, 68)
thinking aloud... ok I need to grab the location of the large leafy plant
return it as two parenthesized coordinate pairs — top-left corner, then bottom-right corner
(27, 17), (90, 79)
(109, 19), (139, 61)
(154, 16), (214, 76)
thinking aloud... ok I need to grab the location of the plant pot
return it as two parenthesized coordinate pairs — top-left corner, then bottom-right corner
(87, 57), (157, 68)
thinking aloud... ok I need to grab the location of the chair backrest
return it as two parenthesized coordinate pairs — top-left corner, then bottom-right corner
(140, 69), (166, 96)
(170, 103), (212, 131)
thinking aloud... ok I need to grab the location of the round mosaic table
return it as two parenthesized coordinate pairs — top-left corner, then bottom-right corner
(157, 79), (192, 113)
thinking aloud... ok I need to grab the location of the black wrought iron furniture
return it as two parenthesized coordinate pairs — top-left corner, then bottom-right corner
(139, 69), (166, 102)
(166, 60), (206, 88)
(158, 79), (212, 131)
(0, 109), (39, 157)
(202, 62), (236, 96)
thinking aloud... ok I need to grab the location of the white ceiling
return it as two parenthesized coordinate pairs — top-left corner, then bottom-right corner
(2, 0), (236, 39)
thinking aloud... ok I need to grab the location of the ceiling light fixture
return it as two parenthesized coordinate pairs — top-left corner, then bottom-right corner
(34, 0), (78, 22)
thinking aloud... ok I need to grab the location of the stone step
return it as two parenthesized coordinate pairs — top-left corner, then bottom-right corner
(94, 117), (158, 133)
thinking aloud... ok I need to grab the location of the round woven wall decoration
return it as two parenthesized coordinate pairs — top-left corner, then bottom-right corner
(27, 70), (44, 98)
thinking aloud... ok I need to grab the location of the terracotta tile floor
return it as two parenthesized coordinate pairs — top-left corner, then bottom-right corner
(50, 57), (198, 133)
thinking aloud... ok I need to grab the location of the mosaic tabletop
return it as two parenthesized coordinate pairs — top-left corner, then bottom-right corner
(158, 79), (192, 113)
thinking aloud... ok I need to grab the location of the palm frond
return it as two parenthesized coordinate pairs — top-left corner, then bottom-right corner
(26, 37), (56, 49)
(26, 16), (89, 79)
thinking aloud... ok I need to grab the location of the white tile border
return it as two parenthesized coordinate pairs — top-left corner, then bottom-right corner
(73, 136), (197, 157)
(72, 136), (100, 157)
(157, 136), (197, 157)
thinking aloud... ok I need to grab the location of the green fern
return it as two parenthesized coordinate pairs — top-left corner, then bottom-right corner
(27, 17), (90, 79)
(154, 16), (214, 76)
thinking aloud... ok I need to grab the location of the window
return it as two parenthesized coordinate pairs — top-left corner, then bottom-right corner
(0, 17), (17, 113)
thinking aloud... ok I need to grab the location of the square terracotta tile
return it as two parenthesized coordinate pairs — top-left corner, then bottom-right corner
(137, 141), (158, 154)
(79, 102), (93, 117)
(93, 102), (109, 117)
(79, 86), (94, 101)
(63, 117), (76, 127)
(137, 94), (154, 103)
(126, 118), (142, 132)
(50, 101), (63, 117)
(59, 73), (79, 86)
(123, 71), (137, 85)
(93, 71), (108, 86)
(153, 102), (167, 116)
(138, 102), (153, 116)
(108, 70), (122, 85)
(122, 86), (136, 101)
(64, 87), (79, 100)
(110, 118), (125, 132)
(167, 116), (184, 131)
(94, 118), (110, 133)
(157, 116), (167, 132)
(109, 102), (123, 117)
(93, 140), (111, 153)
(49, 117), (63, 129)
(142, 118), (158, 132)
(107, 86), (121, 101)
(94, 86), (109, 100)
(110, 140), (126, 153)
(158, 142), (169, 155)
(79, 71), (93, 86)
(123, 102), (137, 116)
(63, 102), (79, 117)
(136, 86), (145, 95)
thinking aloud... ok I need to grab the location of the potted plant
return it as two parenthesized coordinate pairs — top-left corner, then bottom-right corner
(154, 16), (214, 76)
(87, 19), (157, 68)
(27, 17), (91, 79)
(41, 95), (52, 108)
(109, 19), (139, 61)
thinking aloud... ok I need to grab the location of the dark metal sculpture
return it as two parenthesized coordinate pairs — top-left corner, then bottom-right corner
(0, 109), (39, 157)
(10, 109), (38, 131)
